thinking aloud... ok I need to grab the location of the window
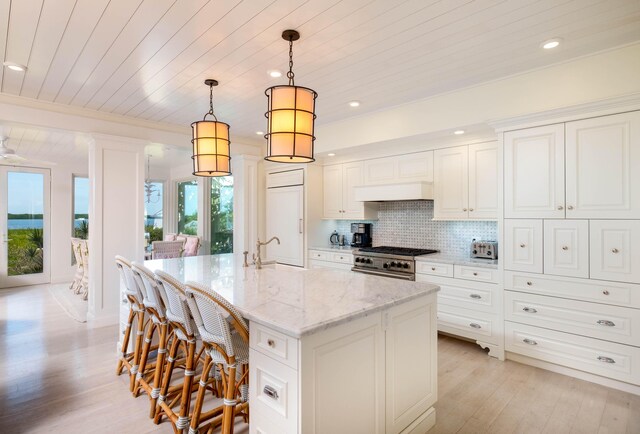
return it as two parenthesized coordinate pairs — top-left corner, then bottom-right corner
(72, 176), (89, 265)
(210, 177), (233, 254)
(144, 181), (164, 244)
(177, 180), (198, 235)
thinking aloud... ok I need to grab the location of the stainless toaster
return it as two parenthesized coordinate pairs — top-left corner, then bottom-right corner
(471, 240), (498, 259)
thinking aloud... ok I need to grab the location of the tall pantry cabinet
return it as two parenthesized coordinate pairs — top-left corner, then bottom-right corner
(502, 110), (640, 390)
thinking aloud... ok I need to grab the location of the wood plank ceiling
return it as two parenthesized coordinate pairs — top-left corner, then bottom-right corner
(0, 0), (639, 148)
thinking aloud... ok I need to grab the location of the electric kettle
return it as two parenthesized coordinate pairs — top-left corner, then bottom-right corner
(329, 230), (339, 245)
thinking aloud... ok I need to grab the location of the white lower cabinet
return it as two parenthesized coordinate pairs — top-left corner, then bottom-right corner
(504, 219), (543, 273)
(306, 249), (353, 270)
(590, 220), (640, 284)
(250, 293), (438, 434)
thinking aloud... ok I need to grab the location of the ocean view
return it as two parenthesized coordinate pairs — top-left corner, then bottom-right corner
(8, 218), (88, 230)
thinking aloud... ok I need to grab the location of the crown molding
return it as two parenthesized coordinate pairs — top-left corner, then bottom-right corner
(489, 93), (640, 132)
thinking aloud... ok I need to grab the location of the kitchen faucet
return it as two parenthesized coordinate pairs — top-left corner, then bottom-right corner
(253, 236), (280, 269)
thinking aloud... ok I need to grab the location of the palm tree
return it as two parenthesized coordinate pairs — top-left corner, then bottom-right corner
(28, 228), (44, 249)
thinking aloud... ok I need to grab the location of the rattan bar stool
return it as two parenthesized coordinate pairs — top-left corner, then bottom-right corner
(154, 270), (205, 432)
(131, 263), (173, 415)
(185, 281), (250, 434)
(115, 256), (147, 392)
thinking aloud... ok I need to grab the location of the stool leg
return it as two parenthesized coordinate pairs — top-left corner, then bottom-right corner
(176, 339), (197, 432)
(130, 310), (146, 392)
(154, 336), (180, 424)
(134, 320), (157, 397)
(221, 364), (237, 434)
(149, 322), (168, 418)
(189, 353), (213, 434)
(116, 308), (135, 376)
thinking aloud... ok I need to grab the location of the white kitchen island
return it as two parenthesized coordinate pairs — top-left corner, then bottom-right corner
(146, 254), (440, 434)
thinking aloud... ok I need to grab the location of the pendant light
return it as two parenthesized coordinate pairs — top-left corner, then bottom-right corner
(264, 30), (317, 163)
(191, 79), (231, 177)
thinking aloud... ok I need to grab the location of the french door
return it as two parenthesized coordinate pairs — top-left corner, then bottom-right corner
(0, 166), (51, 288)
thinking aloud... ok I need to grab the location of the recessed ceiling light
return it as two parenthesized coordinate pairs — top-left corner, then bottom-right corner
(348, 101), (360, 107)
(256, 131), (264, 135)
(268, 70), (282, 78)
(327, 153), (336, 157)
(541, 38), (561, 49)
(453, 130), (465, 135)
(3, 62), (27, 72)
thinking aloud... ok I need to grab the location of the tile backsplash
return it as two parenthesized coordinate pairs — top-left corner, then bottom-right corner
(333, 201), (497, 257)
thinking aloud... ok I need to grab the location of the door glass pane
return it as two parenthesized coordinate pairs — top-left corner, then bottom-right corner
(177, 180), (198, 235)
(145, 181), (163, 245)
(211, 177), (233, 254)
(7, 172), (44, 276)
(72, 176), (89, 264)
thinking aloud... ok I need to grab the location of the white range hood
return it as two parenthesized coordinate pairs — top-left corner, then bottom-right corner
(353, 182), (434, 202)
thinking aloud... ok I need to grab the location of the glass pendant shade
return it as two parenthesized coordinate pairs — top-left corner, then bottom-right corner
(191, 119), (231, 176)
(265, 85), (317, 163)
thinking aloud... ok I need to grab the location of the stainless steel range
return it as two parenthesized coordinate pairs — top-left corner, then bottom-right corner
(352, 246), (439, 280)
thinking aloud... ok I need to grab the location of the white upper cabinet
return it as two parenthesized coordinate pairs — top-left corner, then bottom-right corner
(434, 142), (498, 220)
(323, 162), (378, 220)
(543, 220), (589, 278)
(504, 124), (565, 218)
(565, 111), (640, 219)
(363, 151), (434, 185)
(434, 145), (469, 220)
(590, 220), (640, 284)
(468, 142), (499, 219)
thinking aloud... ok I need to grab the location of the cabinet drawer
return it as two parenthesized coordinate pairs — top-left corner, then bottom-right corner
(331, 253), (353, 264)
(250, 407), (289, 434)
(505, 271), (640, 309)
(438, 282), (497, 314)
(437, 305), (499, 345)
(250, 349), (298, 433)
(505, 322), (640, 386)
(454, 265), (498, 284)
(308, 250), (328, 261)
(250, 322), (299, 370)
(505, 291), (640, 347)
(416, 261), (453, 278)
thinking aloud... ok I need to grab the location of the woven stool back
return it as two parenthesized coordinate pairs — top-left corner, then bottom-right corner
(131, 263), (166, 319)
(115, 256), (143, 303)
(154, 270), (197, 337)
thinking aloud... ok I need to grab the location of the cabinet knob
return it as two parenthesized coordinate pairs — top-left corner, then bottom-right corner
(526, 281), (533, 286)
(431, 267), (436, 271)
(597, 319), (615, 327)
(523, 338), (537, 346)
(611, 248), (619, 254)
(557, 205), (564, 210)
(567, 205), (574, 210)
(469, 208), (474, 212)
(597, 356), (615, 364)
(520, 243), (526, 248)
(267, 339), (275, 347)
(562, 246), (569, 251)
(473, 272), (478, 276)
(602, 290), (610, 295)
(463, 208), (468, 212)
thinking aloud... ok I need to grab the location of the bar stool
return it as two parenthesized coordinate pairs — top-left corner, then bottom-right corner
(153, 270), (203, 431)
(185, 281), (250, 434)
(115, 256), (147, 392)
(130, 263), (172, 416)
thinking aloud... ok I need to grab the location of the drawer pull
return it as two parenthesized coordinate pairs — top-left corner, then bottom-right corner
(526, 281), (533, 286)
(267, 339), (275, 347)
(522, 307), (538, 313)
(469, 294), (482, 299)
(472, 272), (478, 276)
(520, 243), (526, 248)
(597, 320), (616, 327)
(263, 385), (279, 400)
(602, 290), (610, 296)
(523, 338), (537, 346)
(562, 246), (569, 251)
(431, 267), (436, 271)
(469, 323), (481, 329)
(597, 356), (615, 364)
(611, 248), (619, 254)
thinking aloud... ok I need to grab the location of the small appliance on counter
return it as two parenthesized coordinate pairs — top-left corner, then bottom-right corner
(471, 239), (498, 259)
(329, 230), (339, 246)
(350, 223), (372, 247)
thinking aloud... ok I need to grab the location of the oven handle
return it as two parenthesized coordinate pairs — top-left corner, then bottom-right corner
(351, 267), (415, 281)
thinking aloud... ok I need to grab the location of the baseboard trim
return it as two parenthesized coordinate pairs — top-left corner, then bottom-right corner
(401, 407), (436, 434)
(506, 352), (640, 396)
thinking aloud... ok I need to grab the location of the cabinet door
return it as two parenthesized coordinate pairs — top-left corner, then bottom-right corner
(363, 157), (397, 185)
(266, 185), (304, 267)
(434, 146), (468, 220)
(504, 124), (565, 218)
(543, 220), (589, 278)
(504, 219), (543, 273)
(590, 220), (640, 284)
(566, 111), (640, 219)
(468, 142), (498, 219)
(396, 151), (434, 183)
(342, 161), (365, 218)
(323, 164), (343, 218)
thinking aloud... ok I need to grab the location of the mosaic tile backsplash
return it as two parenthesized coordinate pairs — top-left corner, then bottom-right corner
(333, 201), (497, 257)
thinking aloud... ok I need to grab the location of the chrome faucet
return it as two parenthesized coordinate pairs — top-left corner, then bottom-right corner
(253, 236), (280, 269)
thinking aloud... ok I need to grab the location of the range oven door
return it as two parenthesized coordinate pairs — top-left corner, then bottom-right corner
(351, 267), (415, 281)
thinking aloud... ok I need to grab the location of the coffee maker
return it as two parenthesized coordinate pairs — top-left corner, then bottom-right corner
(350, 223), (372, 247)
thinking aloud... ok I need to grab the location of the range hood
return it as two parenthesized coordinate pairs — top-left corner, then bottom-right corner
(353, 182), (434, 202)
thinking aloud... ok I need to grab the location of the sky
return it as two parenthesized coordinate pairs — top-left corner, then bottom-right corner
(74, 176), (89, 215)
(8, 172), (44, 214)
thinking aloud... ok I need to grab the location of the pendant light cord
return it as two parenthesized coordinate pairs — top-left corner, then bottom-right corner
(204, 82), (218, 121)
(287, 37), (295, 86)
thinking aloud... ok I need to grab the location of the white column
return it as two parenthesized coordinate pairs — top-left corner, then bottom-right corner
(88, 133), (146, 327)
(232, 155), (261, 257)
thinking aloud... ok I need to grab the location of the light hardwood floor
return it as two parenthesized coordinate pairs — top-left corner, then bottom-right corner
(0, 284), (638, 433)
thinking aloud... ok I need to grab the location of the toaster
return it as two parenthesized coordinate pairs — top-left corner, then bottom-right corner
(471, 240), (498, 259)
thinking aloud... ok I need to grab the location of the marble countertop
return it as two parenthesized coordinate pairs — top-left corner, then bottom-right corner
(146, 254), (439, 338)
(309, 245), (358, 253)
(415, 253), (499, 269)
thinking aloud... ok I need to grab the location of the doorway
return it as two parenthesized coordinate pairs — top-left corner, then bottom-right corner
(0, 166), (51, 288)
